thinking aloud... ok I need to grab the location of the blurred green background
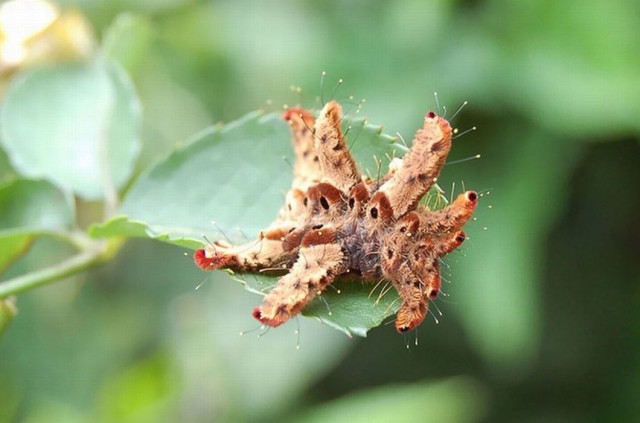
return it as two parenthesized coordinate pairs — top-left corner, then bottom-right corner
(1, 0), (639, 422)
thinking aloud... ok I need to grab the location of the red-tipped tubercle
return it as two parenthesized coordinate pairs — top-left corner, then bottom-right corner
(194, 249), (215, 270)
(283, 108), (313, 122)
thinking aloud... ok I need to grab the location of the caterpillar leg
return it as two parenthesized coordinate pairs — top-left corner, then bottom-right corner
(252, 243), (346, 327)
(376, 112), (453, 218)
(420, 191), (478, 234)
(194, 226), (295, 273)
(313, 101), (360, 192)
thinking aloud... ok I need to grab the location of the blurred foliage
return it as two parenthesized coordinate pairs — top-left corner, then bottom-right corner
(1, 0), (639, 422)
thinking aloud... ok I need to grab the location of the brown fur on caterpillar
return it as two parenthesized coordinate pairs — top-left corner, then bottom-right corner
(194, 101), (477, 333)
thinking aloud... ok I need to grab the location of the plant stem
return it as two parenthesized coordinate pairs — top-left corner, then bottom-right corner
(0, 246), (107, 298)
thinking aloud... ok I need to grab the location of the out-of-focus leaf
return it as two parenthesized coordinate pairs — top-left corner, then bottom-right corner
(172, 273), (354, 421)
(0, 148), (16, 184)
(0, 369), (20, 422)
(492, 0), (640, 137)
(292, 377), (486, 423)
(122, 0), (191, 13)
(0, 296), (17, 337)
(0, 60), (141, 199)
(452, 127), (580, 373)
(96, 352), (176, 422)
(0, 179), (74, 274)
(19, 400), (87, 423)
(103, 13), (154, 75)
(0, 236), (31, 275)
(0, 179), (74, 234)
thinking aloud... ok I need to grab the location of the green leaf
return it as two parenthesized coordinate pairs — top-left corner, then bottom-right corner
(0, 236), (31, 276)
(130, 112), (290, 239)
(0, 179), (74, 274)
(0, 60), (141, 200)
(95, 352), (175, 422)
(0, 148), (16, 185)
(0, 179), (74, 234)
(291, 377), (486, 423)
(225, 272), (400, 338)
(93, 111), (401, 242)
(0, 297), (17, 337)
(491, 0), (640, 137)
(88, 216), (202, 250)
(302, 279), (400, 337)
(452, 127), (580, 373)
(103, 13), (154, 76)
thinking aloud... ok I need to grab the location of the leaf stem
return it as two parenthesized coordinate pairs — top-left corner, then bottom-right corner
(0, 244), (108, 298)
